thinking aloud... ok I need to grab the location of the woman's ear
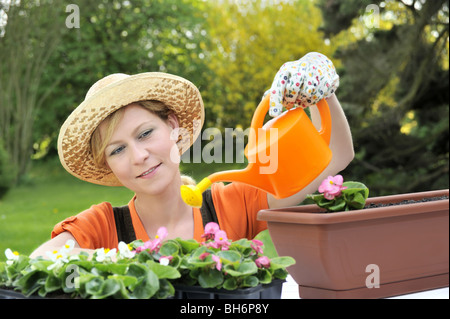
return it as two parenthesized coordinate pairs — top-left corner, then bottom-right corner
(167, 113), (180, 130)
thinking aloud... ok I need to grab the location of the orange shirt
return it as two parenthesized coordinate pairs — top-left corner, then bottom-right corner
(51, 182), (268, 249)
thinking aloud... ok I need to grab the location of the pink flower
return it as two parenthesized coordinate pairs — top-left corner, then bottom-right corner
(155, 227), (168, 241)
(199, 252), (210, 260)
(135, 227), (169, 254)
(214, 230), (230, 250)
(202, 222), (220, 240)
(318, 175), (347, 200)
(255, 256), (271, 269)
(251, 239), (264, 255)
(212, 255), (222, 271)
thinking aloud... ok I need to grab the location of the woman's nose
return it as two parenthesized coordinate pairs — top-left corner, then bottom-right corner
(130, 143), (149, 164)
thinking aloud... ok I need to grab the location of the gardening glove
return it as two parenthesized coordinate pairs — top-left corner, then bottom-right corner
(265, 52), (339, 117)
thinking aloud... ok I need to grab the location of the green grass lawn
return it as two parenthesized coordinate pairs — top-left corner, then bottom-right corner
(0, 158), (246, 260)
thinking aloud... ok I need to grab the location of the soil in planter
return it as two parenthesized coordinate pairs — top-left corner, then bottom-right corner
(364, 196), (449, 209)
(316, 196), (449, 214)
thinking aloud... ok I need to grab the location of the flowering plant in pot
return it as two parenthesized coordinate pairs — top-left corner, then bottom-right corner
(257, 175), (449, 299)
(305, 175), (369, 212)
(0, 239), (181, 299)
(132, 222), (295, 299)
(0, 223), (294, 299)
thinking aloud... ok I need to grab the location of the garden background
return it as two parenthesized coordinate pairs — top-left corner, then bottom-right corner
(0, 0), (448, 257)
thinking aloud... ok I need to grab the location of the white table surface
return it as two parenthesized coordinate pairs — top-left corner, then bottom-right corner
(281, 275), (449, 299)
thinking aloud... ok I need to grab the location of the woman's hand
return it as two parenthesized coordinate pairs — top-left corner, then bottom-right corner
(266, 52), (339, 117)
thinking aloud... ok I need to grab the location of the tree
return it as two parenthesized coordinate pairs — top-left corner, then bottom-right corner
(0, 0), (66, 183)
(202, 0), (339, 130)
(1, 0), (210, 183)
(318, 0), (449, 195)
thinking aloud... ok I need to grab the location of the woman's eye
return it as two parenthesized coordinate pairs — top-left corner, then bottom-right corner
(138, 129), (153, 139)
(110, 145), (125, 156)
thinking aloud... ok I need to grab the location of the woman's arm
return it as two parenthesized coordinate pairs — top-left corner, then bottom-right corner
(30, 231), (95, 259)
(267, 94), (354, 209)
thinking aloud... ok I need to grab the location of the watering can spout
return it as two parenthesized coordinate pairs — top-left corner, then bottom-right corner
(180, 167), (272, 208)
(181, 93), (333, 208)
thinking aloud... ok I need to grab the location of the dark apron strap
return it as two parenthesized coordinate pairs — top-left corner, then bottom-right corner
(199, 189), (219, 227)
(112, 205), (136, 244)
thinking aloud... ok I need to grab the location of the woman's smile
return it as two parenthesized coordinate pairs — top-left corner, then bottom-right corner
(136, 163), (162, 179)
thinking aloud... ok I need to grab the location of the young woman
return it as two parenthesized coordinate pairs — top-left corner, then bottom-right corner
(30, 52), (354, 258)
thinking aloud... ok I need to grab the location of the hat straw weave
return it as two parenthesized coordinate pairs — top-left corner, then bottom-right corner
(58, 72), (204, 186)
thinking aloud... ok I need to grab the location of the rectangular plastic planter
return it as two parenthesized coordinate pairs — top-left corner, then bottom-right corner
(0, 288), (44, 299)
(258, 189), (449, 299)
(173, 280), (284, 299)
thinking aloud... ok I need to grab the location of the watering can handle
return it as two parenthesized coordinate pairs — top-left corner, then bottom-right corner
(316, 98), (332, 145)
(251, 94), (332, 145)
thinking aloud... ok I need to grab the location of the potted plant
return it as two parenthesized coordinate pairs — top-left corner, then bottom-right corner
(257, 175), (449, 299)
(0, 223), (294, 299)
(131, 222), (295, 299)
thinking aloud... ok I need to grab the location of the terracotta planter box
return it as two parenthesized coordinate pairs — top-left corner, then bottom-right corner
(257, 189), (449, 299)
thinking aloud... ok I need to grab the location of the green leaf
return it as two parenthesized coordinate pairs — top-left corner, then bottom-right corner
(130, 269), (159, 299)
(175, 238), (200, 253)
(126, 263), (148, 278)
(30, 260), (53, 271)
(145, 260), (181, 280)
(160, 240), (180, 256)
(15, 270), (47, 297)
(93, 263), (129, 275)
(198, 269), (224, 288)
(154, 279), (175, 299)
(85, 277), (104, 296)
(217, 250), (241, 266)
(224, 261), (257, 277)
(229, 239), (253, 256)
(270, 257), (296, 271)
(242, 276), (259, 288)
(257, 269), (273, 284)
(223, 277), (238, 290)
(44, 275), (62, 294)
(91, 278), (121, 299)
(108, 274), (138, 288)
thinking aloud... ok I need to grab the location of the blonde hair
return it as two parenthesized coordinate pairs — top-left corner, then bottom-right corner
(90, 100), (196, 186)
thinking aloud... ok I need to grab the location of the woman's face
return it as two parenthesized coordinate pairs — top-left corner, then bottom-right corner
(101, 103), (181, 195)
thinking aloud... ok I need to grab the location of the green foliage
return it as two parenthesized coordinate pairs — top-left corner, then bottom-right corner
(0, 227), (295, 298)
(166, 233), (295, 290)
(0, 140), (16, 198)
(2, 0), (447, 200)
(318, 0), (449, 195)
(0, 251), (177, 299)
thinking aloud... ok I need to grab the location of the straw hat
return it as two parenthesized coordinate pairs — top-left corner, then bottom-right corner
(58, 72), (204, 186)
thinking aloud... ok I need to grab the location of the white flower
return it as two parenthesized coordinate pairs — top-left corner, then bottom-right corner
(95, 248), (117, 262)
(5, 248), (19, 265)
(45, 240), (77, 270)
(60, 239), (75, 254)
(159, 257), (170, 266)
(118, 241), (135, 259)
(46, 249), (69, 271)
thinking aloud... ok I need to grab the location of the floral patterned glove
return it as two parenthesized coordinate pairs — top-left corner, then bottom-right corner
(266, 52), (339, 117)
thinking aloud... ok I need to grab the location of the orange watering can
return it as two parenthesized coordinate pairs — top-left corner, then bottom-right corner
(180, 94), (332, 207)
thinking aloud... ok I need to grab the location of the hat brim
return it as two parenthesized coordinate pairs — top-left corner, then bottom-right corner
(58, 72), (204, 186)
